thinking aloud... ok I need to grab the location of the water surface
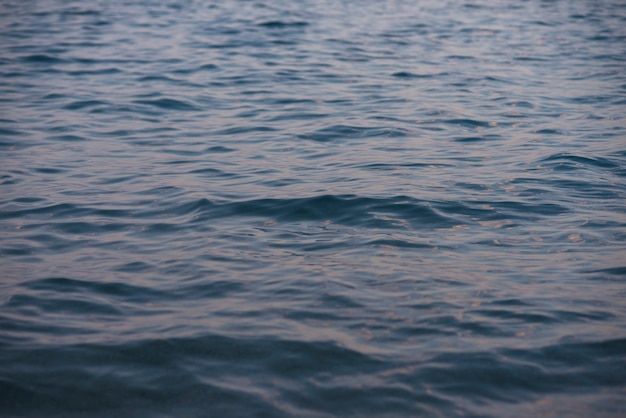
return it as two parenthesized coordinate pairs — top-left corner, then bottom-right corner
(1, 0), (625, 416)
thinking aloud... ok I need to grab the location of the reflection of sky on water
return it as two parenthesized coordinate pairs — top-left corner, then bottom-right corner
(1, 1), (625, 416)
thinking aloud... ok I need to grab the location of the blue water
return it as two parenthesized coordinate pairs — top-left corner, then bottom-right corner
(1, 0), (625, 416)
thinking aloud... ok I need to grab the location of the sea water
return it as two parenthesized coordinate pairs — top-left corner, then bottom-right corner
(1, 0), (625, 416)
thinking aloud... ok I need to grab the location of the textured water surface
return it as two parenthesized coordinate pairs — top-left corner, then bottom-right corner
(1, 0), (626, 416)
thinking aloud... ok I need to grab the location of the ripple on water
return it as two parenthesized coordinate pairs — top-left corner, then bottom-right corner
(1, 0), (625, 417)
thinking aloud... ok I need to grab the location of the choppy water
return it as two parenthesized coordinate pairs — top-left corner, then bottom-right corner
(1, 0), (626, 416)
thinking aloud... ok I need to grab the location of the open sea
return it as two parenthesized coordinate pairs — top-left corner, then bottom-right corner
(1, 0), (625, 416)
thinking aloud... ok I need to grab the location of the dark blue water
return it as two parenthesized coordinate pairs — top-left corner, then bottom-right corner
(1, 0), (626, 416)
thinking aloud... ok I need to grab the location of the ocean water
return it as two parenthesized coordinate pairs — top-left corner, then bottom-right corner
(1, 0), (625, 416)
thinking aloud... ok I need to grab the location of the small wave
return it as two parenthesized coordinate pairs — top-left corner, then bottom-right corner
(535, 128), (565, 135)
(0, 203), (86, 220)
(66, 67), (121, 76)
(63, 100), (110, 110)
(0, 127), (26, 136)
(299, 125), (410, 142)
(454, 134), (503, 142)
(46, 134), (88, 142)
(585, 266), (626, 279)
(21, 54), (65, 64)
(171, 63), (220, 74)
(202, 195), (448, 228)
(257, 20), (309, 29)
(539, 153), (620, 169)
(212, 126), (277, 136)
(21, 277), (171, 306)
(391, 71), (444, 78)
(132, 98), (200, 111)
(5, 289), (123, 317)
(442, 118), (492, 128)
